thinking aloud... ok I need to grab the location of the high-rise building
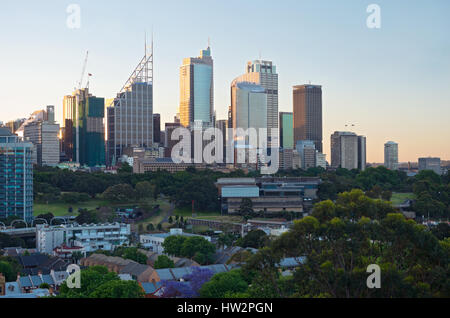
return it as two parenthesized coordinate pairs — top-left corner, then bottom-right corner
(164, 121), (181, 158)
(279, 112), (294, 149)
(234, 60), (278, 147)
(0, 128), (33, 223)
(231, 81), (268, 144)
(22, 106), (60, 167)
(358, 136), (366, 171)
(279, 148), (294, 170)
(418, 157), (442, 175)
(3, 119), (26, 135)
(153, 114), (161, 145)
(296, 140), (316, 170)
(63, 88), (105, 167)
(384, 141), (399, 170)
(215, 119), (228, 164)
(106, 50), (153, 165)
(293, 85), (323, 152)
(179, 46), (214, 129)
(330, 131), (366, 171)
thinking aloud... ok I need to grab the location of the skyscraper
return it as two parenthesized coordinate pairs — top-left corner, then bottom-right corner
(22, 106), (60, 166)
(279, 112), (294, 149)
(234, 60), (278, 147)
(107, 49), (153, 165)
(164, 121), (181, 158)
(153, 114), (161, 145)
(418, 157), (442, 175)
(63, 88), (105, 167)
(231, 81), (267, 165)
(384, 141), (399, 170)
(331, 131), (366, 171)
(0, 128), (33, 223)
(293, 85), (323, 152)
(296, 140), (317, 170)
(215, 119), (228, 163)
(179, 46), (214, 129)
(231, 81), (268, 143)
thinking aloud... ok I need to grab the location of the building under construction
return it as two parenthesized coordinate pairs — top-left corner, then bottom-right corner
(106, 46), (154, 166)
(62, 88), (105, 167)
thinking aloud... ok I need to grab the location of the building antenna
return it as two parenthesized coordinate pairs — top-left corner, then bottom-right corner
(144, 30), (147, 58)
(259, 50), (262, 61)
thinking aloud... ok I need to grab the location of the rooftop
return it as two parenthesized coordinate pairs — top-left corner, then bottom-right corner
(0, 127), (13, 136)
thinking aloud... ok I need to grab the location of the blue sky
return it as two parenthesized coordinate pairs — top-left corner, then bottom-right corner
(0, 0), (449, 162)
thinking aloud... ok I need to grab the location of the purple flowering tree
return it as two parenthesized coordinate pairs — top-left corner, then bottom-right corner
(161, 267), (214, 298)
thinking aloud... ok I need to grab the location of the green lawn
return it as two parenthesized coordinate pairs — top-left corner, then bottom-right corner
(191, 215), (244, 223)
(391, 193), (415, 205)
(33, 200), (109, 217)
(34, 198), (164, 217)
(174, 207), (221, 218)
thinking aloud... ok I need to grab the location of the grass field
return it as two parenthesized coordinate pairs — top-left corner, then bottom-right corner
(33, 198), (165, 217)
(173, 207), (221, 218)
(391, 193), (415, 205)
(33, 200), (109, 217)
(191, 215), (244, 223)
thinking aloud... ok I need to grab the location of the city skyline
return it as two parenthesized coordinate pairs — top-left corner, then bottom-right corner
(0, 1), (449, 162)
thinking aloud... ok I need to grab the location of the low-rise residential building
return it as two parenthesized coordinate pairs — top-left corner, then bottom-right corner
(80, 253), (155, 283)
(36, 223), (131, 254)
(149, 264), (238, 283)
(139, 228), (212, 254)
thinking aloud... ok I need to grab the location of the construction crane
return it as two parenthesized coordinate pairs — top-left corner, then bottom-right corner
(77, 50), (89, 90)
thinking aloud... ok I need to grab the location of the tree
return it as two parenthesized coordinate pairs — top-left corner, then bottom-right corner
(58, 266), (121, 298)
(102, 184), (136, 202)
(218, 233), (237, 248)
(381, 190), (393, 201)
(180, 237), (216, 264)
(162, 235), (216, 265)
(72, 251), (83, 264)
(236, 230), (268, 249)
(154, 255), (175, 269)
(75, 210), (98, 225)
(146, 223), (155, 232)
(162, 235), (186, 257)
(118, 162), (133, 174)
(0, 233), (26, 249)
(199, 270), (248, 298)
(238, 198), (254, 216)
(135, 181), (155, 201)
(311, 200), (336, 223)
(243, 214), (450, 298)
(0, 261), (15, 282)
(89, 280), (145, 298)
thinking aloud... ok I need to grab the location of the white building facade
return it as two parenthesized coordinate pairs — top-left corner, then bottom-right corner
(36, 223), (131, 254)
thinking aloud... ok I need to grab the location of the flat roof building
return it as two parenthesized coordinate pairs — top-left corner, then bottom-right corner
(0, 128), (33, 223)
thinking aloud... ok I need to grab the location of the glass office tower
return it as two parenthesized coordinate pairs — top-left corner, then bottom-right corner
(179, 47), (214, 128)
(107, 51), (153, 165)
(0, 128), (33, 223)
(279, 112), (294, 149)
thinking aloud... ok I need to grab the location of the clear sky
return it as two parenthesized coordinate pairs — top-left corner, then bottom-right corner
(0, 0), (449, 163)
